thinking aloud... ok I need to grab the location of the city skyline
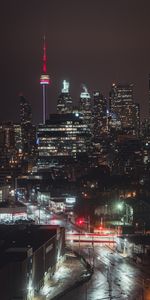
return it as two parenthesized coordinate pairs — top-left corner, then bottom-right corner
(1, 2), (150, 298)
(0, 0), (150, 123)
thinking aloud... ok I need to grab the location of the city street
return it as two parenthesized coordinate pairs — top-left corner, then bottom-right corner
(27, 207), (150, 300)
(59, 242), (150, 300)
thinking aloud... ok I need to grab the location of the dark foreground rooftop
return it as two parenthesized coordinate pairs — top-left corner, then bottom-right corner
(0, 224), (58, 267)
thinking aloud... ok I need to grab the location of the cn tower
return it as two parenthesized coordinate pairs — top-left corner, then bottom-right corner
(40, 36), (50, 124)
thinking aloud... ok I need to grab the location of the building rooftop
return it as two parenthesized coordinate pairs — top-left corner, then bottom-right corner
(0, 224), (59, 268)
(45, 113), (83, 124)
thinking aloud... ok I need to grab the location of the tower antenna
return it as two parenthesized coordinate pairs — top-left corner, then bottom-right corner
(40, 36), (50, 124)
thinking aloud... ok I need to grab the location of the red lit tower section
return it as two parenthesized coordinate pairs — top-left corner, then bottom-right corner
(40, 36), (50, 124)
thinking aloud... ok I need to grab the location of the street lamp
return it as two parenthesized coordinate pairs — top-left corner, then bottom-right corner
(117, 202), (123, 212)
(87, 215), (90, 233)
(38, 205), (41, 224)
(116, 202), (123, 234)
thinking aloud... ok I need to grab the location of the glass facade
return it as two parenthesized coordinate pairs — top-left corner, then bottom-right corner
(37, 113), (91, 167)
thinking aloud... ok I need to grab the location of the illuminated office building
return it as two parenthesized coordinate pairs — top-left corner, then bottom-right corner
(109, 83), (139, 134)
(13, 124), (22, 152)
(0, 123), (22, 186)
(19, 95), (36, 158)
(0, 122), (15, 167)
(79, 85), (92, 127)
(92, 91), (107, 138)
(57, 80), (72, 113)
(0, 123), (23, 166)
(37, 113), (91, 168)
(20, 95), (32, 125)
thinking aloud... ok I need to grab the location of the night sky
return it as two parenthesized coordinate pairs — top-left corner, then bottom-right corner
(1, 0), (150, 123)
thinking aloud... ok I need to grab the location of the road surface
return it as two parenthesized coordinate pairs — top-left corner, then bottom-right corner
(59, 242), (150, 300)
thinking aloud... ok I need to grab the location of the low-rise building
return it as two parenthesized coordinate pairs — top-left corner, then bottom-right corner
(0, 224), (65, 300)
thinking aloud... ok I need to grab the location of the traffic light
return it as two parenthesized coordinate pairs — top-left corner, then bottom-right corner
(79, 219), (83, 225)
(76, 218), (84, 225)
(98, 226), (103, 230)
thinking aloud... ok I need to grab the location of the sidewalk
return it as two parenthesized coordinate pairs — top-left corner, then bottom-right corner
(33, 250), (92, 300)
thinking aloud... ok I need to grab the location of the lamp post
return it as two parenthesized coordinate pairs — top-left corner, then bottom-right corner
(116, 202), (123, 234)
(79, 230), (81, 255)
(88, 215), (90, 233)
(38, 205), (41, 224)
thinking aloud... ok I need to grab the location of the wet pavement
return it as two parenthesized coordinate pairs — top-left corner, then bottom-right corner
(33, 250), (91, 300)
(32, 243), (150, 300)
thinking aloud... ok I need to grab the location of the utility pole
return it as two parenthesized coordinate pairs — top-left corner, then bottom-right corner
(79, 230), (81, 255)
(38, 205), (41, 224)
(88, 215), (90, 233)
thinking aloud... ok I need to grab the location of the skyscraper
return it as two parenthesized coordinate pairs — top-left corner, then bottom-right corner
(0, 122), (15, 167)
(109, 83), (139, 134)
(79, 85), (92, 126)
(19, 95), (36, 158)
(57, 80), (72, 113)
(37, 113), (91, 168)
(20, 95), (32, 126)
(92, 91), (107, 138)
(40, 37), (50, 124)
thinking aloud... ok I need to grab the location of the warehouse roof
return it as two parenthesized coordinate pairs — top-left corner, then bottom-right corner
(0, 224), (59, 267)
